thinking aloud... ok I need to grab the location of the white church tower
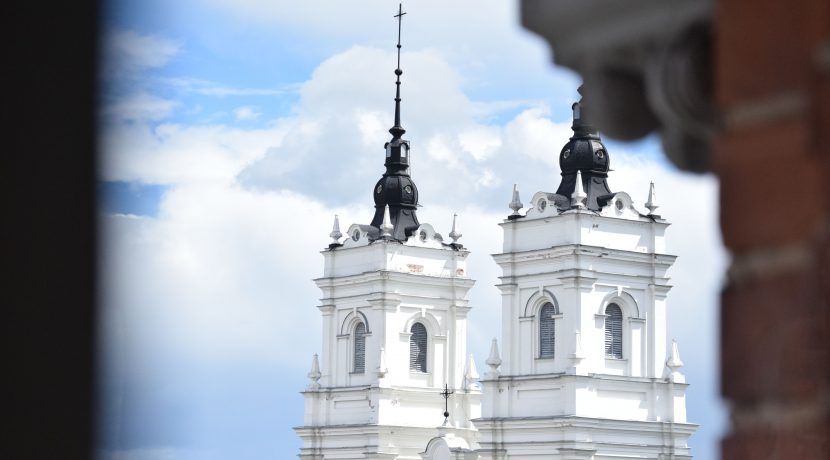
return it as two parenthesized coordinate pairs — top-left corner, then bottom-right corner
(295, 5), (481, 459)
(475, 88), (697, 459)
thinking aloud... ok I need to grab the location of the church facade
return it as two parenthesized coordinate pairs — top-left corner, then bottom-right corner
(295, 7), (696, 459)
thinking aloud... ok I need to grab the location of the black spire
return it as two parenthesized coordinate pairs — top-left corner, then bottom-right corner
(368, 3), (420, 241)
(390, 3), (406, 140)
(554, 86), (613, 210)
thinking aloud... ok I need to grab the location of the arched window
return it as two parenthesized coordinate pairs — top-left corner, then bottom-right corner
(539, 302), (557, 358)
(605, 303), (623, 358)
(409, 322), (428, 372)
(353, 322), (366, 373)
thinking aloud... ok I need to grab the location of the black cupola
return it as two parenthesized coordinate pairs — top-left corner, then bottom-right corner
(554, 86), (613, 210)
(368, 3), (420, 241)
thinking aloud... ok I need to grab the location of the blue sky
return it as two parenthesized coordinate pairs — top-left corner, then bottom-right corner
(98, 1), (727, 459)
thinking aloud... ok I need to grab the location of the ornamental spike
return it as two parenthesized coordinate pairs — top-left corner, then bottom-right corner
(486, 338), (502, 374)
(449, 213), (462, 243)
(466, 353), (479, 380)
(645, 181), (659, 215)
(509, 184), (523, 216)
(380, 205), (394, 238)
(329, 214), (342, 244)
(307, 353), (322, 389)
(376, 346), (388, 378)
(571, 170), (587, 208)
(667, 338), (684, 371)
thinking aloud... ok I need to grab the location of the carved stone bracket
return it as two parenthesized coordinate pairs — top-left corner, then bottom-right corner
(520, 0), (717, 172)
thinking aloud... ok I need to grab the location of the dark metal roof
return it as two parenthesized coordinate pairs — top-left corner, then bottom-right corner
(554, 86), (613, 210)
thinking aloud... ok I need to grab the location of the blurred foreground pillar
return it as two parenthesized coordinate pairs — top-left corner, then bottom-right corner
(521, 0), (829, 458)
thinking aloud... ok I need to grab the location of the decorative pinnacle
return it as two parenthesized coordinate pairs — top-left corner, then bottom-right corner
(376, 346), (388, 378)
(329, 214), (342, 244)
(666, 338), (684, 371)
(485, 338), (502, 374)
(645, 181), (658, 215)
(380, 205), (394, 237)
(307, 354), (322, 389)
(389, 3), (407, 139)
(449, 213), (461, 243)
(509, 184), (523, 216)
(464, 353), (480, 390)
(571, 170), (587, 208)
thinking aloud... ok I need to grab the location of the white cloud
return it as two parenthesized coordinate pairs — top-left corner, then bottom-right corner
(99, 119), (288, 185)
(159, 77), (292, 97)
(103, 30), (181, 76)
(502, 106), (573, 167)
(233, 106), (261, 121)
(97, 448), (217, 460)
(103, 92), (179, 122)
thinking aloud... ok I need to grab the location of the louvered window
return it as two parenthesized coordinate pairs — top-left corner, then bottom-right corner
(539, 303), (556, 358)
(409, 322), (428, 372)
(353, 322), (366, 373)
(605, 303), (623, 358)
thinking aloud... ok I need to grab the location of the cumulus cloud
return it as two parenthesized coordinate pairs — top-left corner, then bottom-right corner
(233, 106), (261, 121)
(99, 120), (287, 185)
(103, 30), (181, 77)
(235, 46), (570, 208)
(159, 77), (291, 97)
(103, 92), (180, 122)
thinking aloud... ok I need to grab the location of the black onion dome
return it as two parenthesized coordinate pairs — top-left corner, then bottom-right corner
(554, 86), (613, 210)
(373, 174), (418, 208)
(369, 137), (420, 241)
(559, 131), (610, 175)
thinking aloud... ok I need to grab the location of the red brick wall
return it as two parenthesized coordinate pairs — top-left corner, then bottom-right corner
(715, 0), (830, 458)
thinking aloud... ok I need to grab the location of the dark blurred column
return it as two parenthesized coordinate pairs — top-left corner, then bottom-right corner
(1, 2), (98, 459)
(715, 1), (829, 457)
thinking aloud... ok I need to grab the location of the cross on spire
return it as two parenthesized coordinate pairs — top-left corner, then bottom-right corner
(440, 383), (454, 422)
(390, 3), (407, 139)
(394, 3), (406, 69)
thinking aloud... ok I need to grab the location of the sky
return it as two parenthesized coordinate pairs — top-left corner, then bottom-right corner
(97, 1), (728, 459)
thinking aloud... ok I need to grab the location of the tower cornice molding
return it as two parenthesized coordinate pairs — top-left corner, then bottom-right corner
(558, 272), (598, 291)
(315, 270), (475, 291)
(366, 293), (402, 310)
(493, 244), (677, 267)
(495, 282), (518, 295)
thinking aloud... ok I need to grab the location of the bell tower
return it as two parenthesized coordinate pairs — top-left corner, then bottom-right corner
(295, 5), (481, 459)
(475, 89), (697, 460)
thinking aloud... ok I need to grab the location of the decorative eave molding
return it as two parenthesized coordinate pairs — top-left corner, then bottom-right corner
(558, 272), (598, 291)
(500, 207), (673, 229)
(484, 371), (690, 389)
(472, 415), (698, 434)
(317, 304), (336, 315)
(314, 270), (476, 290)
(366, 293), (402, 310)
(492, 244), (677, 268)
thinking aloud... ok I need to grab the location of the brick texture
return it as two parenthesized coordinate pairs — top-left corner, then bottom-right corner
(722, 425), (829, 460)
(716, 0), (830, 107)
(716, 0), (830, 458)
(721, 270), (827, 402)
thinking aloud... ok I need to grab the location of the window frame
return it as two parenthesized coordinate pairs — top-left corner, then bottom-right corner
(409, 322), (428, 373)
(604, 303), (624, 359)
(538, 302), (558, 359)
(353, 321), (366, 374)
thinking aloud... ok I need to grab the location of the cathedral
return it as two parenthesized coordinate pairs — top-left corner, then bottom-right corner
(294, 6), (696, 459)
